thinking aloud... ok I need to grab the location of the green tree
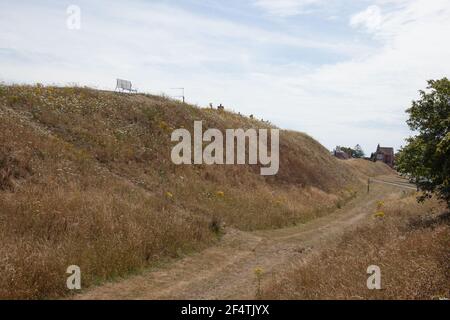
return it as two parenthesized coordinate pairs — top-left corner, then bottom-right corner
(396, 78), (450, 206)
(338, 145), (365, 158)
(339, 146), (353, 157)
(353, 144), (365, 158)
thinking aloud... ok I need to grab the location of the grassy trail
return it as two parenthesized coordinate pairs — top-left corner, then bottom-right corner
(75, 174), (412, 300)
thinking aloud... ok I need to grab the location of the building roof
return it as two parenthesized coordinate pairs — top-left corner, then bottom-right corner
(376, 144), (394, 155)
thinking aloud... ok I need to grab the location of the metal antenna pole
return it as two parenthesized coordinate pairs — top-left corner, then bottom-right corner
(170, 87), (185, 103)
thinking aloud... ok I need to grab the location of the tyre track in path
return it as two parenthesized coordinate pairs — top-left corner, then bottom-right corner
(75, 175), (413, 300)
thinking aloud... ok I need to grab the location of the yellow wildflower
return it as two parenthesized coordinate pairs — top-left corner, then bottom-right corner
(165, 191), (173, 199)
(216, 191), (225, 197)
(374, 211), (385, 218)
(376, 201), (384, 210)
(159, 121), (172, 132)
(254, 267), (263, 278)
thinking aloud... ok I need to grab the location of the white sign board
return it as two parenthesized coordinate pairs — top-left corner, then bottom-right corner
(116, 79), (136, 92)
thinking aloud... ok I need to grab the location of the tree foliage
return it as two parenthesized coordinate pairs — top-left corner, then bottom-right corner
(353, 144), (365, 158)
(396, 78), (450, 206)
(337, 145), (365, 158)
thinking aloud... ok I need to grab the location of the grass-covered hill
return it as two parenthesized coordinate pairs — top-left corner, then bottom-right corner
(0, 84), (392, 298)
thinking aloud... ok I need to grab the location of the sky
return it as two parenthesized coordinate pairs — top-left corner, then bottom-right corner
(1, 0), (449, 154)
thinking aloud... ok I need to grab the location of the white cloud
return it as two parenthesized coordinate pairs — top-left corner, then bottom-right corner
(250, 0), (450, 150)
(350, 5), (383, 32)
(253, 0), (322, 16)
(0, 0), (449, 153)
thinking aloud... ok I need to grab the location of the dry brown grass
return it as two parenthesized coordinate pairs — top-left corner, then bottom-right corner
(344, 158), (393, 178)
(0, 84), (391, 299)
(0, 104), (211, 299)
(261, 195), (450, 300)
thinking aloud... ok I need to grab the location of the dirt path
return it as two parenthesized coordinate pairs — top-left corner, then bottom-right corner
(75, 175), (415, 300)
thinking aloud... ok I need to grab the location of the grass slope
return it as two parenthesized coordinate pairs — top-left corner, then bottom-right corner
(0, 84), (391, 298)
(261, 195), (449, 300)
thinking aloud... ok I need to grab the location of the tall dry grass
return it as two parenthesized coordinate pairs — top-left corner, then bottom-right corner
(0, 84), (391, 299)
(261, 196), (450, 300)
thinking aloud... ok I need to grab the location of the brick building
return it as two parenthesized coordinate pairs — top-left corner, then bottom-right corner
(371, 144), (394, 167)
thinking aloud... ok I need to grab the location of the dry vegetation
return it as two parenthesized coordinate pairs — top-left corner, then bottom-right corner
(261, 195), (450, 300)
(0, 84), (390, 299)
(344, 158), (393, 177)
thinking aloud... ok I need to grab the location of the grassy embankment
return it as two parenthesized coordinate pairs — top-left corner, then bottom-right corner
(261, 194), (449, 300)
(0, 84), (391, 298)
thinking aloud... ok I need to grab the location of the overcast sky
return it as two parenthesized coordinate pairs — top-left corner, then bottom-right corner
(1, 0), (449, 153)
